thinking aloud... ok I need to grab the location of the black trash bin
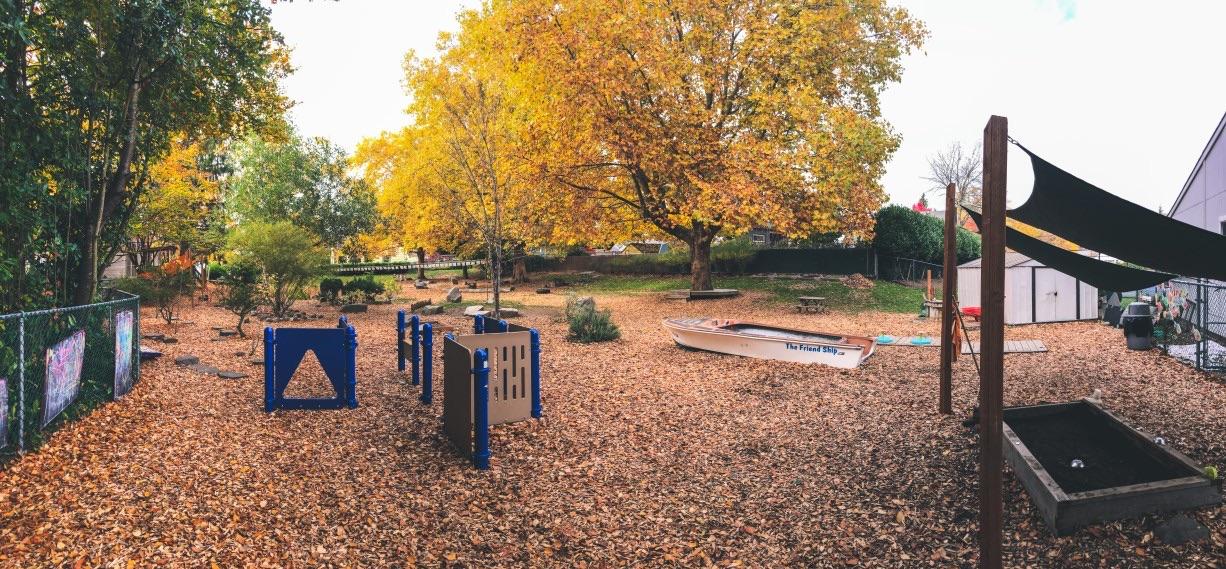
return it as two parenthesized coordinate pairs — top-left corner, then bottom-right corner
(1121, 303), (1154, 350)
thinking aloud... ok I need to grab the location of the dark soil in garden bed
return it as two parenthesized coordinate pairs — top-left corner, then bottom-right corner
(1007, 404), (1188, 493)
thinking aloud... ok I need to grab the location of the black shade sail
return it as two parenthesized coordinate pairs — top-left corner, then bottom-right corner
(1009, 144), (1226, 281)
(964, 208), (1174, 291)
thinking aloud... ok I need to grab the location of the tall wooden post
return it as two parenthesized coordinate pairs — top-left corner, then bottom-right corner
(939, 183), (957, 414)
(979, 116), (1008, 569)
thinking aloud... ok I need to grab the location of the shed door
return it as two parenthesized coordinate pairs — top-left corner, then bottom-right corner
(1033, 268), (1079, 322)
(1033, 268), (1059, 322)
(1052, 273), (1079, 321)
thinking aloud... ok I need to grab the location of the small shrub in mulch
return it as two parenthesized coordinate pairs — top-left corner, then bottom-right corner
(565, 296), (620, 343)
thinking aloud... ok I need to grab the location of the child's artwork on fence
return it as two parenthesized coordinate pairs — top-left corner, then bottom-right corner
(114, 310), (134, 398)
(42, 329), (85, 429)
(0, 377), (8, 449)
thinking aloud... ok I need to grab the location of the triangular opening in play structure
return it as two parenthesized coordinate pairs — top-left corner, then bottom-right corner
(281, 349), (339, 400)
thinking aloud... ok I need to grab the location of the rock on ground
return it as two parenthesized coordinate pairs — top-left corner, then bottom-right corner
(174, 355), (199, 366)
(462, 305), (485, 316)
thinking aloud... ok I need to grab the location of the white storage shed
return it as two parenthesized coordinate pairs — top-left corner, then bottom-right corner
(958, 252), (1099, 325)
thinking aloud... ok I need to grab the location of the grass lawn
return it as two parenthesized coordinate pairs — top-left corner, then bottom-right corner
(336, 274), (398, 288)
(567, 274), (927, 313)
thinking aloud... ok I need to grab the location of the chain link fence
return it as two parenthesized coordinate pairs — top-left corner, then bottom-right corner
(1165, 279), (1226, 373)
(877, 255), (945, 285)
(0, 289), (140, 462)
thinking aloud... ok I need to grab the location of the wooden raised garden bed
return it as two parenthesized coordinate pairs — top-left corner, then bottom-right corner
(1003, 399), (1221, 535)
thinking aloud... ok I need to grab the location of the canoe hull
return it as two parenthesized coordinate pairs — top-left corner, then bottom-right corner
(662, 318), (874, 369)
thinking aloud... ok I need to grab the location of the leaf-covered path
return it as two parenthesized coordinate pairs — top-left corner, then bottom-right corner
(2, 288), (1224, 567)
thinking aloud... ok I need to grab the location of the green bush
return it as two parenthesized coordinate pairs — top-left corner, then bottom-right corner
(207, 261), (229, 282)
(873, 205), (980, 264)
(219, 260), (265, 337)
(956, 229), (981, 264)
(606, 251), (689, 274)
(225, 261), (261, 284)
(318, 278), (344, 303)
(565, 297), (620, 343)
(343, 276), (385, 302)
(711, 236), (755, 274)
(111, 258), (197, 325)
(228, 221), (326, 317)
(524, 255), (564, 272)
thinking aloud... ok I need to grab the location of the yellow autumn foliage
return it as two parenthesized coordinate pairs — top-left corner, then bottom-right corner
(360, 0), (924, 289)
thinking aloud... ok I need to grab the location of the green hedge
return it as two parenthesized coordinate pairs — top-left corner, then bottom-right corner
(523, 255), (564, 272)
(872, 205), (980, 265)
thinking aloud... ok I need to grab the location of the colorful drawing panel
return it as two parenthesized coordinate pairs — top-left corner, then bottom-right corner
(42, 329), (85, 429)
(0, 377), (8, 449)
(114, 310), (134, 398)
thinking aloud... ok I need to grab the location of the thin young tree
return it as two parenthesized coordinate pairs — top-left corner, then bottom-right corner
(355, 17), (618, 315)
(922, 142), (983, 217)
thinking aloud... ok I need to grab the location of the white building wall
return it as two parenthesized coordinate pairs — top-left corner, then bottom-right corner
(959, 262), (1099, 325)
(957, 267), (981, 309)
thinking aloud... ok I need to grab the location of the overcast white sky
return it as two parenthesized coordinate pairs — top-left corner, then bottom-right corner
(269, 0), (1226, 213)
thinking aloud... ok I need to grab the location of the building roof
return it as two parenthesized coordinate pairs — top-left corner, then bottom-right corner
(1169, 109), (1226, 215)
(626, 241), (665, 253)
(959, 251), (1032, 269)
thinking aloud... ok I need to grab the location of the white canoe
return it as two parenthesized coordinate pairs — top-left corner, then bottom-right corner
(662, 317), (876, 369)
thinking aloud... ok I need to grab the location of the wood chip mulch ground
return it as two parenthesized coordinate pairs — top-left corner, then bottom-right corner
(1, 283), (1225, 567)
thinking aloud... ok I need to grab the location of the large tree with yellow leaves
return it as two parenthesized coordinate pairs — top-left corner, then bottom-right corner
(357, 7), (626, 309)
(503, 0), (925, 289)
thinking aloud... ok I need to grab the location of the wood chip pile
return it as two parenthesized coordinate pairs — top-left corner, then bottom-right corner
(1, 287), (1223, 567)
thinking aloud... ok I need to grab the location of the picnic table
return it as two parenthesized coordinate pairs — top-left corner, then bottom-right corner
(795, 296), (828, 314)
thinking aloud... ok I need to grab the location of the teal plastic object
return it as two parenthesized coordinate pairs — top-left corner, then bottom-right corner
(876, 334), (895, 344)
(910, 336), (933, 346)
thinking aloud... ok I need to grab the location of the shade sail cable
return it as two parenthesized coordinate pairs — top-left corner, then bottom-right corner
(963, 208), (1174, 291)
(1007, 142), (1226, 282)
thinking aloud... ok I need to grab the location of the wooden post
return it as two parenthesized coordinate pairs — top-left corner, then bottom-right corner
(979, 116), (1008, 569)
(940, 183), (957, 414)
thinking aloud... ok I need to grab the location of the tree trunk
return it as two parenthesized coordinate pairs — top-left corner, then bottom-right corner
(416, 246), (426, 280)
(690, 227), (715, 291)
(513, 257), (528, 283)
(512, 243), (528, 283)
(73, 79), (142, 305)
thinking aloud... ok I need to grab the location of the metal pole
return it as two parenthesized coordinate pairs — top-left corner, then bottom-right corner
(979, 115), (1008, 569)
(396, 310), (406, 372)
(411, 314), (420, 386)
(940, 183), (957, 414)
(530, 328), (542, 418)
(17, 314), (26, 453)
(472, 348), (491, 470)
(263, 327), (275, 412)
(1200, 280), (1207, 370)
(133, 297), (141, 386)
(346, 324), (358, 409)
(421, 323), (434, 405)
